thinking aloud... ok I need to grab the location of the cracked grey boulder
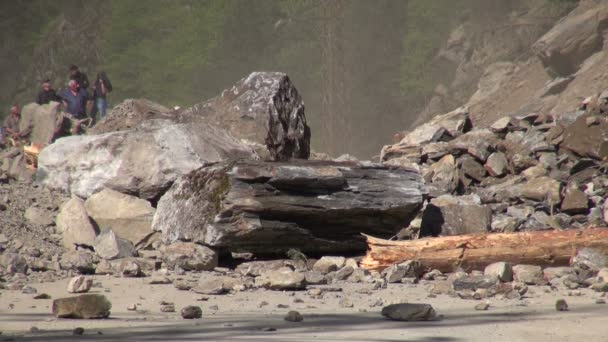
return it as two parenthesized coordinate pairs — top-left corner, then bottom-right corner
(161, 242), (218, 271)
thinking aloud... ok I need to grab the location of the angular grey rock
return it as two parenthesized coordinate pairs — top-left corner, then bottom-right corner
(453, 275), (498, 291)
(491, 215), (521, 233)
(562, 113), (608, 160)
(256, 267), (306, 290)
(152, 160), (426, 255)
(194, 276), (241, 295)
(181, 306), (202, 319)
(543, 267), (575, 282)
(313, 257), (346, 274)
(571, 248), (608, 272)
(305, 271), (327, 285)
(459, 155), (486, 182)
(513, 265), (544, 285)
(52, 294), (112, 319)
(490, 116), (515, 133)
(561, 186), (588, 214)
(475, 302), (490, 311)
(448, 129), (496, 162)
(67, 276), (93, 293)
(421, 195), (491, 236)
(89, 99), (174, 134)
(85, 188), (155, 247)
(485, 152), (508, 177)
(60, 250), (97, 274)
(334, 266), (354, 281)
(382, 260), (425, 283)
(389, 107), (470, 147)
(181, 72), (311, 161)
(423, 155), (459, 196)
(19, 102), (64, 145)
(381, 303), (437, 321)
(236, 260), (291, 277)
(56, 196), (98, 249)
(161, 242), (217, 271)
(284, 310), (304, 322)
(94, 230), (137, 260)
(484, 262), (513, 282)
(520, 176), (561, 205)
(118, 259), (141, 277)
(37, 121), (259, 200)
(347, 268), (371, 283)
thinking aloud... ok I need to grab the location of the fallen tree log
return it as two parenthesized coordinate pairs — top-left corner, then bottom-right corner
(361, 228), (608, 272)
(152, 160), (427, 255)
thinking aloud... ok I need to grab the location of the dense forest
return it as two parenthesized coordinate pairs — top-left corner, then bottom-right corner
(0, 0), (576, 157)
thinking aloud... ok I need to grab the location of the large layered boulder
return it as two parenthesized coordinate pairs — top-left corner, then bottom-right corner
(421, 195), (492, 236)
(532, 4), (608, 77)
(85, 188), (155, 246)
(36, 121), (258, 199)
(180, 72), (310, 161)
(152, 160), (426, 255)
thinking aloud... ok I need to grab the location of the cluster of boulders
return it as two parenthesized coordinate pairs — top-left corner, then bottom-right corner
(382, 97), (608, 238)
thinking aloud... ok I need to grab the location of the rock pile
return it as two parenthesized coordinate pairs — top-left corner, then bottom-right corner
(382, 102), (608, 237)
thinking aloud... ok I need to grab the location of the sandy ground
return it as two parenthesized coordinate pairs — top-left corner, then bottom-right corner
(2, 276), (608, 342)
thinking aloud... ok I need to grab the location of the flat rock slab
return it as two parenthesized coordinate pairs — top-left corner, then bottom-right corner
(381, 303), (437, 321)
(152, 160), (427, 255)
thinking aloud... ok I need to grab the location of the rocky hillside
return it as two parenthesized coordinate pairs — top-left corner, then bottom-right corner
(414, 0), (608, 131)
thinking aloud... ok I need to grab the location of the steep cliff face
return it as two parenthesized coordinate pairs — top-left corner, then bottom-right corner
(413, 0), (608, 131)
(410, 0), (578, 129)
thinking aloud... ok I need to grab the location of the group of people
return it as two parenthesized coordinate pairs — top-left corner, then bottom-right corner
(2, 65), (112, 146)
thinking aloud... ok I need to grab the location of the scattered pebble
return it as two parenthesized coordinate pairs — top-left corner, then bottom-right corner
(73, 327), (84, 335)
(475, 303), (490, 311)
(181, 306), (202, 319)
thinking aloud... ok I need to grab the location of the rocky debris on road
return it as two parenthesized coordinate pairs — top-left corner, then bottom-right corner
(67, 276), (92, 293)
(152, 160), (426, 255)
(484, 262), (513, 283)
(52, 294), (112, 319)
(256, 267), (306, 291)
(181, 306), (202, 319)
(475, 302), (490, 311)
(381, 303), (437, 321)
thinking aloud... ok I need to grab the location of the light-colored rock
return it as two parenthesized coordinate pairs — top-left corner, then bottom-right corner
(60, 250), (97, 274)
(52, 294), (112, 319)
(93, 230), (137, 260)
(67, 276), (92, 293)
(382, 260), (424, 283)
(484, 262), (513, 282)
(256, 267), (306, 290)
(484, 152), (508, 177)
(513, 264), (544, 285)
(284, 310), (304, 322)
(193, 276), (242, 295)
(520, 176), (561, 205)
(543, 267), (575, 281)
(56, 196), (98, 249)
(571, 248), (608, 272)
(236, 260), (291, 277)
(37, 121), (259, 200)
(313, 257), (346, 275)
(24, 207), (54, 226)
(85, 188), (155, 246)
(160, 242), (218, 271)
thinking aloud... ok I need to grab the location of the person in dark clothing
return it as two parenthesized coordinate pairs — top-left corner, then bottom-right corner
(92, 72), (111, 121)
(36, 79), (60, 105)
(69, 64), (89, 90)
(61, 80), (88, 118)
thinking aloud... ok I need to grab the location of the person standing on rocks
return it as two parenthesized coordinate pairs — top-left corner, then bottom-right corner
(3, 104), (31, 145)
(91, 71), (111, 121)
(61, 80), (91, 134)
(36, 79), (60, 105)
(69, 65), (89, 91)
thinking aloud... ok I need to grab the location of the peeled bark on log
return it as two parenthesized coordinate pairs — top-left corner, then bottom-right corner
(152, 160), (427, 256)
(361, 228), (608, 272)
